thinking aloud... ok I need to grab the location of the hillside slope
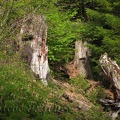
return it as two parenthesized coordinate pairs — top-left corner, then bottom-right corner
(0, 52), (111, 120)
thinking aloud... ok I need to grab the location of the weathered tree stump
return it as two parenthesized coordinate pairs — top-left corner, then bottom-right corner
(74, 40), (92, 79)
(99, 52), (120, 119)
(19, 14), (51, 85)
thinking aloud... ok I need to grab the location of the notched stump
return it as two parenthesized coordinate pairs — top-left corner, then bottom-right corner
(20, 44), (33, 66)
(22, 34), (34, 41)
(18, 14), (51, 85)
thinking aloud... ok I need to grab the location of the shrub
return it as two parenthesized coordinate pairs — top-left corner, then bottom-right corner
(86, 86), (107, 104)
(70, 75), (90, 92)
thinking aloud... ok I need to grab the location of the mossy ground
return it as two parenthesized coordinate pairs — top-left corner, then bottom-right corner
(0, 52), (111, 120)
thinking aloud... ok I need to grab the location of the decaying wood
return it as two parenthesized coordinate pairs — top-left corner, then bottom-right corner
(99, 52), (120, 119)
(19, 14), (51, 85)
(65, 61), (78, 79)
(105, 89), (114, 100)
(99, 52), (120, 100)
(74, 40), (92, 79)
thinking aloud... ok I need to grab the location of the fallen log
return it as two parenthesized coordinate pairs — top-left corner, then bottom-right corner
(99, 52), (120, 119)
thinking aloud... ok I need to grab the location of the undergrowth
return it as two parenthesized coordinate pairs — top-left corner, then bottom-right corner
(0, 52), (111, 120)
(70, 75), (90, 93)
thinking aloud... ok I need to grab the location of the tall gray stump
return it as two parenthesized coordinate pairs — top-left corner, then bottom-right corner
(74, 40), (92, 79)
(19, 14), (50, 85)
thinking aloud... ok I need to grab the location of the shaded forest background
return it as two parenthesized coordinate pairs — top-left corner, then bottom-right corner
(0, 0), (120, 120)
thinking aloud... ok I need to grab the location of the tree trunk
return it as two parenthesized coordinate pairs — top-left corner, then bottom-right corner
(99, 52), (120, 119)
(19, 14), (51, 85)
(74, 40), (92, 79)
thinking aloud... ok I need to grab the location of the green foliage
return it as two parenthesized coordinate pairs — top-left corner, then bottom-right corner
(87, 8), (120, 30)
(44, 2), (80, 64)
(83, 107), (111, 120)
(40, 112), (57, 120)
(78, 1), (120, 79)
(47, 10), (75, 63)
(1, 59), (108, 120)
(113, 1), (120, 16)
(0, 0), (77, 76)
(41, 1), (80, 77)
(86, 86), (107, 104)
(57, 0), (120, 80)
(70, 75), (90, 92)
(102, 36), (120, 57)
(0, 62), (49, 119)
(0, 0), (118, 119)
(57, 0), (88, 20)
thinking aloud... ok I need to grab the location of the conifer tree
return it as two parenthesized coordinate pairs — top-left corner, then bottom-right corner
(56, 0), (120, 79)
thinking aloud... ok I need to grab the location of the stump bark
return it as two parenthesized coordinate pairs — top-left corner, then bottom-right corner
(99, 52), (120, 119)
(19, 14), (51, 85)
(74, 40), (92, 79)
